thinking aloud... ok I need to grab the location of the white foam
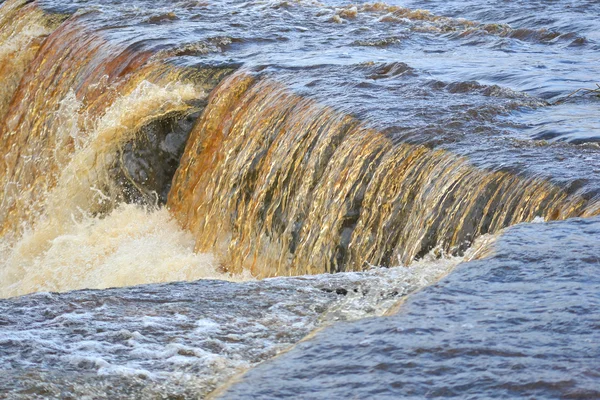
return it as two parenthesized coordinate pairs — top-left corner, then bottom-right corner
(0, 76), (224, 298)
(0, 205), (244, 298)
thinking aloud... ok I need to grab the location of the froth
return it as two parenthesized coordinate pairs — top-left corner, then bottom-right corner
(0, 79), (208, 298)
(44, 79), (202, 223)
(0, 204), (245, 298)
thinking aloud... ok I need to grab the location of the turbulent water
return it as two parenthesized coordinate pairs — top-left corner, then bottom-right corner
(0, 0), (599, 398)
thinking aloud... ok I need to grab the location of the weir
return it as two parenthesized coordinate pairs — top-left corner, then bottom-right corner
(0, 0), (599, 293)
(167, 72), (598, 277)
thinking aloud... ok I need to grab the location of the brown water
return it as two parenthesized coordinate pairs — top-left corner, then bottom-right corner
(169, 72), (595, 277)
(0, 0), (599, 398)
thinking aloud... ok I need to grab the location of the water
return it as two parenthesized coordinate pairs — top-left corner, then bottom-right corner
(0, 246), (478, 398)
(219, 217), (600, 399)
(0, 0), (599, 397)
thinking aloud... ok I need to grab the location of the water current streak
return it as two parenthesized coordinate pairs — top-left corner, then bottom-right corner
(0, 0), (231, 243)
(168, 72), (598, 278)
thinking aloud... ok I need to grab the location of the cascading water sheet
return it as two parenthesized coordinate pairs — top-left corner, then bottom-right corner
(0, 0), (599, 398)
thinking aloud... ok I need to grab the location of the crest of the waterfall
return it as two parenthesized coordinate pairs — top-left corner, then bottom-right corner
(167, 72), (598, 278)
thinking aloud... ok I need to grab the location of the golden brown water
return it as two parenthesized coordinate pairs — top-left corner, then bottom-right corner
(0, 0), (235, 296)
(2, 21), (159, 238)
(0, 0), (67, 121)
(0, 1), (232, 244)
(1, 0), (600, 398)
(168, 72), (599, 278)
(0, 0), (599, 293)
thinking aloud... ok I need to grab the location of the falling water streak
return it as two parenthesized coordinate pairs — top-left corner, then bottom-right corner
(0, 5), (238, 297)
(168, 72), (598, 278)
(0, 0), (67, 121)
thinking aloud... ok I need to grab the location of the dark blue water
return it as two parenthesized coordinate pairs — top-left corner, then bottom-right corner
(0, 254), (460, 398)
(40, 0), (600, 148)
(220, 217), (600, 399)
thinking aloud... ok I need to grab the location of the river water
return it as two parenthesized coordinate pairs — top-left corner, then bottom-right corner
(0, 0), (598, 398)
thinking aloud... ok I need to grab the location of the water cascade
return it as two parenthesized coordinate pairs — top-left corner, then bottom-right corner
(168, 72), (598, 277)
(0, 0), (598, 292)
(0, 0), (234, 296)
(1, 0), (600, 397)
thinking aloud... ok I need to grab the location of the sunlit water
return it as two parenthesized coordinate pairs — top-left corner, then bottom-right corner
(1, 0), (599, 397)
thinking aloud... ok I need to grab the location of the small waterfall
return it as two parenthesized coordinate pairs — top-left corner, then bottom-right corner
(0, 5), (233, 242)
(168, 72), (598, 277)
(0, 1), (235, 296)
(0, 0), (598, 295)
(1, 0), (599, 397)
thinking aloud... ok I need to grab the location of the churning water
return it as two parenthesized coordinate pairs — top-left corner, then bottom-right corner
(0, 0), (598, 398)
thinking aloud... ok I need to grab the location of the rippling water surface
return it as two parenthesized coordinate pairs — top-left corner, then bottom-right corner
(220, 217), (600, 399)
(1, 250), (475, 398)
(0, 0), (599, 397)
